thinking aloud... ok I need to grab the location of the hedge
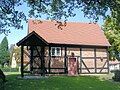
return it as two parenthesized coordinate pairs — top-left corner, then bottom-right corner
(1, 67), (19, 72)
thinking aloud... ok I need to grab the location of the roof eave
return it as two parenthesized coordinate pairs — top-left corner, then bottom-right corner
(17, 31), (48, 46)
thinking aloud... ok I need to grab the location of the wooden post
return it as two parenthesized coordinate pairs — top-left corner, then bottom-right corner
(21, 45), (24, 77)
(80, 48), (82, 74)
(30, 46), (33, 73)
(48, 46), (51, 74)
(41, 46), (45, 76)
(107, 47), (109, 73)
(41, 47), (43, 75)
(64, 47), (67, 73)
(94, 48), (97, 73)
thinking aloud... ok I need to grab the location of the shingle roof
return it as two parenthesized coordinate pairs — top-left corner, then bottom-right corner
(28, 19), (110, 46)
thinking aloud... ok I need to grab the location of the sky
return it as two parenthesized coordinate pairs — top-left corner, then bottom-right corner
(0, 4), (107, 47)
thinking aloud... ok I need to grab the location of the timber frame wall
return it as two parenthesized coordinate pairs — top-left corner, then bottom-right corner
(20, 44), (109, 77)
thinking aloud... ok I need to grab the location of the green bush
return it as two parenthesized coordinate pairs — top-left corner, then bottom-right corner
(1, 67), (18, 72)
(112, 70), (120, 81)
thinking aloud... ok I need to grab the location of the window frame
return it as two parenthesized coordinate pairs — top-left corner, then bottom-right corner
(51, 47), (61, 56)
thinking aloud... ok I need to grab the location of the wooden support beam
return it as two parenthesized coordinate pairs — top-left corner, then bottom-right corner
(34, 46), (42, 70)
(30, 46), (33, 73)
(23, 50), (31, 69)
(80, 48), (82, 74)
(64, 47), (67, 73)
(99, 60), (107, 73)
(35, 46), (42, 60)
(21, 45), (24, 77)
(82, 60), (91, 73)
(41, 47), (43, 75)
(99, 48), (109, 73)
(24, 50), (30, 58)
(41, 46), (45, 76)
(94, 48), (97, 73)
(23, 61), (30, 69)
(107, 47), (109, 73)
(77, 57), (79, 74)
(48, 46), (51, 74)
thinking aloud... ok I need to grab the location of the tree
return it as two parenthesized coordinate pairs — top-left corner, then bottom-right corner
(0, 0), (120, 35)
(0, 36), (10, 67)
(102, 10), (120, 61)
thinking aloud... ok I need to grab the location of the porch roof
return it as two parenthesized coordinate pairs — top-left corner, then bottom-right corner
(17, 31), (48, 46)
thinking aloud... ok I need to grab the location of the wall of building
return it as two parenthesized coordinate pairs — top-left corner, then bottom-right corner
(26, 46), (108, 74)
(81, 48), (108, 73)
(44, 47), (108, 74)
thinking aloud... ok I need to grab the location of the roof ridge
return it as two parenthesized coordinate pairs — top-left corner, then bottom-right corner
(28, 19), (98, 25)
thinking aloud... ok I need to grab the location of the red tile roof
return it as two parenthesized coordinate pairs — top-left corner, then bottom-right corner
(109, 61), (120, 65)
(28, 19), (110, 46)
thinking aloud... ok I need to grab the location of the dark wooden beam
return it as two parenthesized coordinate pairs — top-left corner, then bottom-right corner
(78, 67), (108, 69)
(81, 72), (108, 74)
(41, 46), (45, 76)
(23, 71), (31, 73)
(49, 43), (108, 49)
(82, 60), (91, 73)
(94, 48), (97, 73)
(107, 47), (109, 73)
(48, 46), (51, 74)
(49, 68), (65, 69)
(99, 60), (107, 73)
(61, 47), (63, 57)
(82, 57), (107, 59)
(23, 50), (31, 69)
(34, 46), (43, 73)
(21, 45), (24, 77)
(23, 61), (30, 69)
(49, 72), (65, 74)
(77, 57), (79, 74)
(64, 47), (67, 73)
(35, 46), (42, 60)
(80, 48), (82, 74)
(24, 50), (30, 58)
(30, 46), (33, 73)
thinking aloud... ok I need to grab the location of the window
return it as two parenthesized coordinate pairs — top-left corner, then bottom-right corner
(51, 47), (61, 56)
(51, 48), (55, 56)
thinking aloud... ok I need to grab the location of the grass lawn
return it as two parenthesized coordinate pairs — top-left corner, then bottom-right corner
(1, 72), (120, 90)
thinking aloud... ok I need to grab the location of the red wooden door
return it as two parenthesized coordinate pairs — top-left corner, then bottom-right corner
(68, 58), (77, 76)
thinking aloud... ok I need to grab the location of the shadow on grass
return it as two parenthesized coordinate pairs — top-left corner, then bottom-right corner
(3, 74), (120, 90)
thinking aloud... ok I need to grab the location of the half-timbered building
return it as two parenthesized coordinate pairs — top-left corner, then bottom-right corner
(17, 20), (110, 77)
